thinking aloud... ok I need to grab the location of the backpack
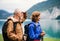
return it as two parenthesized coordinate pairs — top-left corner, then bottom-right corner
(2, 19), (11, 33)
(2, 19), (17, 41)
(24, 23), (36, 41)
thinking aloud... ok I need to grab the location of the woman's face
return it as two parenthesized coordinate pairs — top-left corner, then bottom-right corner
(36, 15), (40, 22)
(19, 13), (25, 23)
(38, 15), (40, 20)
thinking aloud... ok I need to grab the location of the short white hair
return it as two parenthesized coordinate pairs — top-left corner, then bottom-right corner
(14, 8), (22, 15)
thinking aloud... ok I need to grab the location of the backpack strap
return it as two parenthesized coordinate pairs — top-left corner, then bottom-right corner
(7, 19), (17, 31)
(7, 19), (13, 22)
(28, 23), (36, 41)
(24, 23), (36, 36)
(29, 23), (36, 31)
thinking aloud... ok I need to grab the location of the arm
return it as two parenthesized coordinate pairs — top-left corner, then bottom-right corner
(39, 24), (45, 36)
(15, 23), (23, 41)
(29, 24), (40, 39)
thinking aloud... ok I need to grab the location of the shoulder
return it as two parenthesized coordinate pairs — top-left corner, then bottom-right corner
(7, 18), (13, 23)
(29, 22), (35, 27)
(7, 20), (13, 24)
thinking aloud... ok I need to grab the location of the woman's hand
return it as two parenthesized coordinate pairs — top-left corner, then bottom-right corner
(40, 31), (45, 36)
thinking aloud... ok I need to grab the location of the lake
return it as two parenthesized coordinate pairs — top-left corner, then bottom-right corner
(0, 19), (60, 38)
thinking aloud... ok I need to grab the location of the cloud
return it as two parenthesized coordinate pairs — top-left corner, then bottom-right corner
(0, 0), (47, 12)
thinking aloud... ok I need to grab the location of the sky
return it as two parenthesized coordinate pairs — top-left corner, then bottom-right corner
(0, 0), (47, 12)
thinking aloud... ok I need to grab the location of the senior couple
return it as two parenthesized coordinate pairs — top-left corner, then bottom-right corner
(2, 9), (45, 41)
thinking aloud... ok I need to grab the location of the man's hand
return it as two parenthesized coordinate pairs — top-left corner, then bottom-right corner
(23, 36), (27, 41)
(10, 34), (18, 40)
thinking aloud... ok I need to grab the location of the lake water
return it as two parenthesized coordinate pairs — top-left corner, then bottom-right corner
(0, 19), (60, 38)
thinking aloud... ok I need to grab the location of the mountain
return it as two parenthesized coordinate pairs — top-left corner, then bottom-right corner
(0, 0), (60, 19)
(0, 10), (13, 19)
(56, 15), (60, 20)
(49, 7), (60, 19)
(27, 0), (60, 19)
(40, 7), (60, 19)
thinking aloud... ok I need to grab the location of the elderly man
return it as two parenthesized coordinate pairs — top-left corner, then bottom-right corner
(2, 9), (27, 41)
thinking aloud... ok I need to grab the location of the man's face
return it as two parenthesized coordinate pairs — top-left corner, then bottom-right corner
(17, 11), (22, 17)
(14, 9), (25, 23)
